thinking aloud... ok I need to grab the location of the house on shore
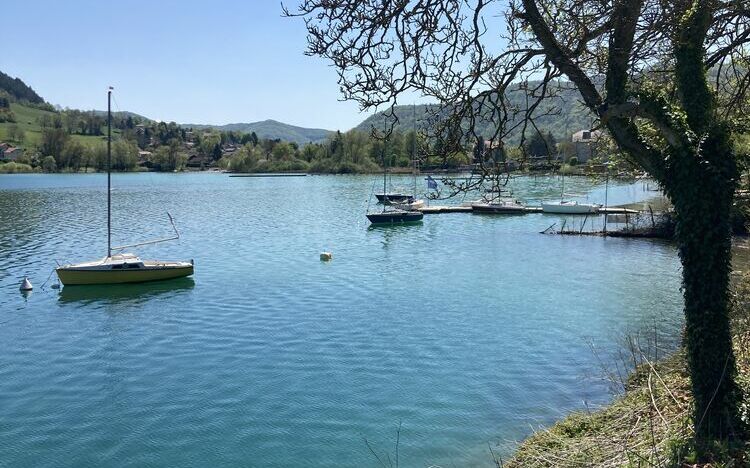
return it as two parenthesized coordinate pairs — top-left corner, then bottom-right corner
(1, 145), (23, 162)
(572, 129), (603, 163)
(186, 154), (210, 170)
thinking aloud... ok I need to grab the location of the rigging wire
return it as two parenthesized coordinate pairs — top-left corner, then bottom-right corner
(105, 89), (179, 254)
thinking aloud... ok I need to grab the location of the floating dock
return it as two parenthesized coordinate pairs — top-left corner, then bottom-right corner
(418, 205), (640, 215)
(229, 173), (307, 178)
(419, 205), (473, 214)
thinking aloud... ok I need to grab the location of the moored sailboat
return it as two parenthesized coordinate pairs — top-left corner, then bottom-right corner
(56, 88), (194, 286)
(541, 169), (600, 214)
(472, 197), (526, 214)
(367, 124), (424, 225)
(541, 200), (601, 214)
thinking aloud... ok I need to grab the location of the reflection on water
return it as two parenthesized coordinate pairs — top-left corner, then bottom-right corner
(58, 277), (195, 305)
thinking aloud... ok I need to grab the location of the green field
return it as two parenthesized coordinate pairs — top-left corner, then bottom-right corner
(0, 103), (119, 151)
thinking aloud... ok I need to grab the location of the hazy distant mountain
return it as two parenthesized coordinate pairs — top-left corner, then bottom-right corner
(1, 66), (592, 146)
(187, 119), (333, 145)
(355, 83), (595, 144)
(90, 110), (153, 121)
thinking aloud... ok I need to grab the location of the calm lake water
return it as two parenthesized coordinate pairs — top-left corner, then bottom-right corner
(0, 173), (684, 467)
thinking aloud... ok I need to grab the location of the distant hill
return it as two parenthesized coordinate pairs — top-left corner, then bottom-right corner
(187, 119), (333, 145)
(355, 82), (595, 144)
(90, 109), (153, 122)
(0, 71), (45, 104)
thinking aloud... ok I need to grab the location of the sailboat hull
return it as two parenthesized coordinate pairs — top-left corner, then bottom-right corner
(57, 265), (194, 285)
(471, 202), (526, 214)
(541, 201), (600, 214)
(57, 255), (194, 286)
(367, 211), (424, 224)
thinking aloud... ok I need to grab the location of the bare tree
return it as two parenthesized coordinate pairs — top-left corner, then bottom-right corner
(286, 0), (750, 450)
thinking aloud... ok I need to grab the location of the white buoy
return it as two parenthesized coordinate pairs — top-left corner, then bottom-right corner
(19, 277), (33, 291)
(320, 252), (333, 261)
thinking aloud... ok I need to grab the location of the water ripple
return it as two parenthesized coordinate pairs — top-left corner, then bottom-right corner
(0, 173), (684, 467)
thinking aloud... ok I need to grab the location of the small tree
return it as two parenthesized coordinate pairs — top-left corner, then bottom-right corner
(154, 138), (187, 172)
(525, 131), (557, 159)
(60, 140), (86, 171)
(40, 127), (69, 160)
(6, 125), (25, 143)
(41, 155), (57, 173)
(112, 140), (138, 171)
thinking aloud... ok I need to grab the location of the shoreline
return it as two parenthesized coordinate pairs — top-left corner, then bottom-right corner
(0, 167), (644, 179)
(506, 270), (750, 467)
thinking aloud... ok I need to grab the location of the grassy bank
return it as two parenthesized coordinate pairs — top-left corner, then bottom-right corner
(507, 272), (750, 467)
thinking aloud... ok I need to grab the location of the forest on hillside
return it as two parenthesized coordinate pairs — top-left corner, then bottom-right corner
(356, 81), (595, 145)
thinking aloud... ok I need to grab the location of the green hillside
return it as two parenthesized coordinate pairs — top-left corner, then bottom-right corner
(187, 119), (332, 145)
(0, 102), (117, 148)
(355, 83), (595, 144)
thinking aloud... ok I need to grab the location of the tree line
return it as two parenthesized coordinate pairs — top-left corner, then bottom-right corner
(220, 128), (469, 174)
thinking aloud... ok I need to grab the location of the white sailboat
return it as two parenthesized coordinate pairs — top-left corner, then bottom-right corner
(541, 170), (600, 214)
(56, 88), (194, 286)
(541, 199), (601, 214)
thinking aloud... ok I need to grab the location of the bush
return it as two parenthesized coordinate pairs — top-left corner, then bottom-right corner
(568, 156), (579, 166)
(0, 162), (36, 173)
(278, 159), (310, 172)
(336, 161), (359, 173)
(309, 159), (335, 173)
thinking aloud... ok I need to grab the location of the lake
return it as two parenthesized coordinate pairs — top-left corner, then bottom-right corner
(0, 173), (684, 467)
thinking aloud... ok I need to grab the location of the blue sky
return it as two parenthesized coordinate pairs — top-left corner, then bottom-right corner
(1, 0), (372, 130)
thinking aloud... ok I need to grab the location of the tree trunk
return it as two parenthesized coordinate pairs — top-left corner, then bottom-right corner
(669, 154), (742, 442)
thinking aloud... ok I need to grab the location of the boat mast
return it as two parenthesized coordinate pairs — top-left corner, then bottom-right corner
(382, 116), (387, 213)
(412, 104), (417, 197)
(560, 168), (565, 201)
(107, 87), (112, 258)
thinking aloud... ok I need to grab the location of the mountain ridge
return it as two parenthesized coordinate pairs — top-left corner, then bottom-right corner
(185, 119), (333, 145)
